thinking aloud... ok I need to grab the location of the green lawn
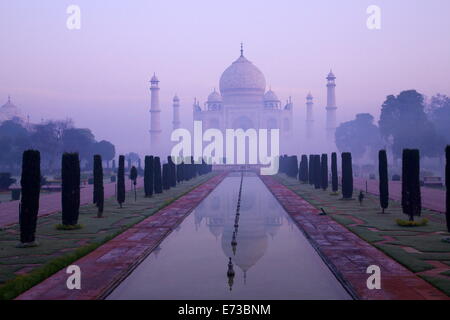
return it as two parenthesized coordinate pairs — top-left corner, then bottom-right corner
(0, 173), (215, 299)
(274, 174), (450, 297)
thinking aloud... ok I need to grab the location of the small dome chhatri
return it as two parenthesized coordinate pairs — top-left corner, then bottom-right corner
(219, 44), (266, 99)
(207, 89), (222, 103)
(0, 96), (25, 123)
(264, 89), (279, 102)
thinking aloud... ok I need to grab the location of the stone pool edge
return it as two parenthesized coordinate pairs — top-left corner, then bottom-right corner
(15, 172), (229, 300)
(259, 175), (449, 300)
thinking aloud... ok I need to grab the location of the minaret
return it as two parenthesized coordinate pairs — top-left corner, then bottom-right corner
(172, 94), (180, 130)
(149, 73), (162, 155)
(325, 70), (337, 144)
(306, 92), (314, 139)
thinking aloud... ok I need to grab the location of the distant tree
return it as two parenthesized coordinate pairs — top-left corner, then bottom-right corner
(321, 154), (328, 190)
(428, 94), (450, 143)
(62, 128), (96, 165)
(19, 150), (41, 245)
(331, 152), (338, 193)
(378, 150), (389, 213)
(125, 152), (140, 168)
(144, 155), (154, 197)
(61, 153), (80, 226)
(341, 152), (353, 199)
(401, 149), (421, 221)
(117, 155), (125, 208)
(129, 166), (138, 201)
(335, 113), (382, 161)
(93, 155), (104, 217)
(446, 146), (450, 232)
(154, 157), (162, 193)
(379, 90), (443, 160)
(314, 155), (321, 189)
(95, 140), (115, 168)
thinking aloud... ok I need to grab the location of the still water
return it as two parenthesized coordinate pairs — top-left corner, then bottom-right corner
(107, 172), (351, 300)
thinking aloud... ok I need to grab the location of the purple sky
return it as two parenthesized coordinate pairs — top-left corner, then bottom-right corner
(1, 0), (449, 155)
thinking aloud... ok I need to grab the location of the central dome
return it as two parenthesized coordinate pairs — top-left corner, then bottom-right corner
(219, 53), (266, 101)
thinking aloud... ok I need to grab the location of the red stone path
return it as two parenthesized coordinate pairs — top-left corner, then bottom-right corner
(16, 172), (227, 300)
(354, 177), (445, 213)
(0, 178), (143, 228)
(260, 175), (449, 300)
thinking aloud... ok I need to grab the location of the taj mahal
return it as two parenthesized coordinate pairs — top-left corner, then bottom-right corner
(148, 44), (338, 160)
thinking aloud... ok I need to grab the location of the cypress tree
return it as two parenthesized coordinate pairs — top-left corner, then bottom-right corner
(93, 154), (104, 217)
(378, 150), (389, 214)
(308, 155), (314, 185)
(446, 146), (450, 232)
(154, 157), (162, 193)
(61, 153), (81, 225)
(19, 150), (41, 245)
(299, 155), (308, 182)
(168, 156), (177, 187)
(129, 166), (138, 201)
(401, 149), (410, 217)
(162, 163), (170, 190)
(313, 155), (320, 189)
(144, 155), (154, 197)
(321, 154), (328, 190)
(177, 161), (184, 183)
(331, 152), (338, 193)
(291, 156), (299, 178)
(117, 155), (125, 208)
(407, 149), (421, 221)
(341, 152), (353, 199)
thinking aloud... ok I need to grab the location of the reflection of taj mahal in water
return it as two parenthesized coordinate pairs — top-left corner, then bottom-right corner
(193, 173), (292, 282)
(148, 44), (338, 157)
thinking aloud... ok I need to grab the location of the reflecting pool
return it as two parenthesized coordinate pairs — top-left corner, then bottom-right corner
(108, 172), (351, 299)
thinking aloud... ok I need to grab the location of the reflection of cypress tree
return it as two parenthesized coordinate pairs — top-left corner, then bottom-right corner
(308, 155), (314, 185)
(314, 155), (321, 189)
(378, 150), (389, 214)
(341, 152), (353, 199)
(154, 157), (162, 194)
(162, 163), (170, 190)
(117, 155), (125, 208)
(62, 153), (81, 225)
(93, 154), (104, 217)
(446, 146), (450, 232)
(321, 154), (328, 190)
(144, 155), (154, 197)
(19, 150), (41, 244)
(331, 152), (338, 193)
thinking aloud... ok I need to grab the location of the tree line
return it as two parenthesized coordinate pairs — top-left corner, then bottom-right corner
(279, 146), (450, 231)
(335, 91), (450, 162)
(17, 149), (212, 246)
(0, 119), (115, 173)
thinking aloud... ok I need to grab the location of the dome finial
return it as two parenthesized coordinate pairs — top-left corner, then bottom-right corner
(240, 42), (244, 57)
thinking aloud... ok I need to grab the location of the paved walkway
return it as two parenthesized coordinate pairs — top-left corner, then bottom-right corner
(16, 173), (227, 300)
(354, 178), (445, 213)
(260, 175), (449, 300)
(0, 178), (143, 228)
